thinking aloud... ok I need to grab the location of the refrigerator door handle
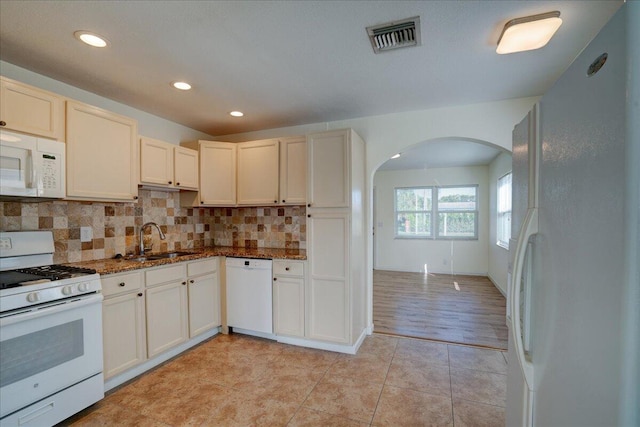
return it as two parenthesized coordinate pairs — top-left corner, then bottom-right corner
(510, 207), (538, 391)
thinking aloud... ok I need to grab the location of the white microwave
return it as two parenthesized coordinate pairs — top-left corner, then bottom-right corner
(0, 130), (65, 200)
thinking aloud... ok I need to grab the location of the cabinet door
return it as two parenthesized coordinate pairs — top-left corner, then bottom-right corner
(188, 272), (220, 337)
(140, 136), (173, 187)
(307, 212), (350, 343)
(0, 77), (64, 140)
(273, 276), (305, 338)
(237, 139), (279, 205)
(103, 292), (146, 379)
(174, 146), (199, 190)
(280, 137), (307, 205)
(307, 130), (350, 208)
(66, 100), (138, 201)
(146, 281), (188, 357)
(199, 141), (236, 205)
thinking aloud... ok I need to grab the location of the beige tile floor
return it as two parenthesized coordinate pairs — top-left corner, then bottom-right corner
(62, 333), (507, 427)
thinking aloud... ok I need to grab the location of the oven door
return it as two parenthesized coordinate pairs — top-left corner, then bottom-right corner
(0, 293), (104, 419)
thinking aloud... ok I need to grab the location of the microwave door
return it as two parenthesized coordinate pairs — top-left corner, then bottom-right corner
(0, 144), (37, 197)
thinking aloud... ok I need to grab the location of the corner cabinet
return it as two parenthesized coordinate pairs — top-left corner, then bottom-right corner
(237, 139), (280, 205)
(66, 100), (138, 201)
(0, 76), (65, 141)
(140, 136), (199, 190)
(181, 140), (236, 206)
(306, 129), (366, 345)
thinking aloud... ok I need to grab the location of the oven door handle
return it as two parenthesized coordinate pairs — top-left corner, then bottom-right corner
(0, 293), (103, 326)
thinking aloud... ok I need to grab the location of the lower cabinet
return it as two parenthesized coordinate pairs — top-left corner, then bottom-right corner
(273, 260), (305, 338)
(101, 258), (220, 380)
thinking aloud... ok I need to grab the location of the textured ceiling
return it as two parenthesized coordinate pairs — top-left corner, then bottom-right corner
(0, 1), (622, 137)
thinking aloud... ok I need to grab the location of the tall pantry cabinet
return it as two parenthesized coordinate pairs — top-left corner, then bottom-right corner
(306, 129), (366, 345)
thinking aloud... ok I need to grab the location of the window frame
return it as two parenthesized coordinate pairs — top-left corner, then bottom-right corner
(496, 171), (512, 249)
(394, 184), (479, 241)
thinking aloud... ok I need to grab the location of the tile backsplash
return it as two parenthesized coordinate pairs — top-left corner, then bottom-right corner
(0, 189), (306, 264)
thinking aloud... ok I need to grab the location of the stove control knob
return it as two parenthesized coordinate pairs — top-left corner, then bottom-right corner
(27, 292), (40, 303)
(78, 283), (89, 292)
(62, 285), (74, 296)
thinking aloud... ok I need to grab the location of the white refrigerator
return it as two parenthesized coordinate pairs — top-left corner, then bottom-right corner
(506, 3), (639, 427)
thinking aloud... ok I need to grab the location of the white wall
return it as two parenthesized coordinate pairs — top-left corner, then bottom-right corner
(374, 166), (489, 275)
(0, 61), (214, 144)
(487, 152), (512, 294)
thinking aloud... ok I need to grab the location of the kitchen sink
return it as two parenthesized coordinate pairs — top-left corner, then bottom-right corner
(124, 251), (195, 262)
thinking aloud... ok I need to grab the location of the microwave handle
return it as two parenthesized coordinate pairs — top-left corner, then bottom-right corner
(27, 149), (36, 188)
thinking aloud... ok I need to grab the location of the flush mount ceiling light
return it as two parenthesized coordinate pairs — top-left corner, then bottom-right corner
(229, 111), (244, 117)
(74, 31), (108, 48)
(496, 11), (562, 54)
(172, 81), (192, 90)
(391, 153), (401, 159)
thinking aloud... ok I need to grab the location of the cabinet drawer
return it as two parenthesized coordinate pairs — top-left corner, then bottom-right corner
(273, 260), (304, 277)
(145, 264), (186, 287)
(102, 271), (143, 297)
(187, 258), (218, 277)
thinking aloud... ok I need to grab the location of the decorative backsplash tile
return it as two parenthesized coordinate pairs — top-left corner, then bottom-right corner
(0, 190), (306, 264)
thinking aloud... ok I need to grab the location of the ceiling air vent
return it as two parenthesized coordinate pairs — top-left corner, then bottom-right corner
(366, 16), (421, 54)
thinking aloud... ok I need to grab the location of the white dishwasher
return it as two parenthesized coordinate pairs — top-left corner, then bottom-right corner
(225, 257), (273, 337)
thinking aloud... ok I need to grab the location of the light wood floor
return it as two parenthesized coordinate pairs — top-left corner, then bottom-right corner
(373, 270), (508, 350)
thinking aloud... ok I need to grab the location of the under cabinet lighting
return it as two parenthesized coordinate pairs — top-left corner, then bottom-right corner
(496, 11), (562, 54)
(74, 31), (108, 48)
(172, 81), (192, 90)
(229, 111), (244, 117)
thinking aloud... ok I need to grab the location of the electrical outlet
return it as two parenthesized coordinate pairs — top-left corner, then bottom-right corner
(80, 227), (93, 242)
(0, 237), (12, 249)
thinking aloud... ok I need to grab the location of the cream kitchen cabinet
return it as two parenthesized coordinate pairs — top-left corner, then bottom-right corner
(187, 258), (221, 337)
(140, 136), (199, 190)
(237, 139), (279, 205)
(273, 259), (305, 338)
(145, 264), (189, 358)
(0, 76), (65, 141)
(307, 129), (352, 208)
(306, 128), (366, 346)
(279, 136), (307, 205)
(101, 271), (146, 379)
(66, 100), (138, 201)
(181, 140), (236, 206)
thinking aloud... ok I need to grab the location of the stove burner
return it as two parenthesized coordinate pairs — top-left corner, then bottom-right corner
(16, 265), (97, 280)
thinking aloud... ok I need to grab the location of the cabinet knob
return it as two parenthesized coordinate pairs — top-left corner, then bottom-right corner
(307, 203), (311, 207)
(168, 181), (172, 184)
(0, 121), (6, 127)
(307, 214), (311, 218)
(285, 267), (290, 271)
(200, 201), (204, 204)
(119, 282), (126, 287)
(273, 277), (277, 281)
(282, 200), (285, 203)
(190, 279), (194, 283)
(176, 182), (180, 186)
(274, 200), (278, 204)
(137, 292), (143, 297)
(182, 281), (187, 285)
(134, 196), (139, 200)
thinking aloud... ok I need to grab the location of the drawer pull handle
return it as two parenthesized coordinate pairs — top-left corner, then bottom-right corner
(0, 121), (6, 127)
(138, 292), (143, 297)
(190, 279), (194, 283)
(182, 281), (187, 285)
(119, 282), (126, 287)
(285, 267), (290, 271)
(273, 277), (277, 281)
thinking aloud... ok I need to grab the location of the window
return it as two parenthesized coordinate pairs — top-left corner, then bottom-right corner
(395, 187), (432, 237)
(497, 172), (512, 249)
(436, 186), (478, 239)
(394, 185), (478, 240)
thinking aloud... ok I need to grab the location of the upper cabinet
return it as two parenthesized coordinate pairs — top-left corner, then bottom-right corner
(237, 139), (279, 205)
(0, 76), (65, 141)
(280, 136), (307, 205)
(66, 100), (139, 201)
(307, 130), (350, 208)
(140, 136), (199, 190)
(181, 140), (236, 206)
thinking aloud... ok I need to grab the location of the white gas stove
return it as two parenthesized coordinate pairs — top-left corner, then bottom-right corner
(0, 231), (104, 427)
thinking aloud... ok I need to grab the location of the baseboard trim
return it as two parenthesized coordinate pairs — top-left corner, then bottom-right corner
(487, 273), (507, 297)
(276, 328), (368, 355)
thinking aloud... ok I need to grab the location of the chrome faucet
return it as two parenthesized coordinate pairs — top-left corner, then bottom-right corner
(140, 222), (166, 255)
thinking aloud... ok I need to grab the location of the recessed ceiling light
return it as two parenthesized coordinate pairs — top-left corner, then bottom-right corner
(229, 111), (244, 117)
(391, 153), (401, 159)
(172, 81), (192, 90)
(496, 11), (562, 55)
(74, 31), (108, 48)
